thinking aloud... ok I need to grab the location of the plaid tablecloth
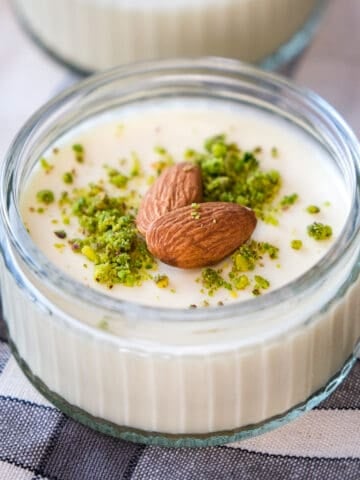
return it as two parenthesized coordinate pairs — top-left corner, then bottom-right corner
(0, 327), (360, 479)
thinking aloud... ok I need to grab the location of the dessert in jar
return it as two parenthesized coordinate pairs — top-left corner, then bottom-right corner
(0, 59), (359, 447)
(13, 0), (325, 72)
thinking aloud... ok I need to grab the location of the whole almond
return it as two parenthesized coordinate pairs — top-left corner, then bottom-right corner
(136, 162), (202, 236)
(146, 202), (257, 269)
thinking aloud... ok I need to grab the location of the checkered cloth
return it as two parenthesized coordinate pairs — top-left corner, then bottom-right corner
(1, 315), (360, 480)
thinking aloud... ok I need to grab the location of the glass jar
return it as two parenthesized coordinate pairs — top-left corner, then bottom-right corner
(0, 58), (359, 447)
(12, 0), (328, 73)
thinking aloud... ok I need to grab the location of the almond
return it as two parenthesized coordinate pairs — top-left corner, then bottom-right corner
(146, 202), (257, 269)
(136, 162), (203, 236)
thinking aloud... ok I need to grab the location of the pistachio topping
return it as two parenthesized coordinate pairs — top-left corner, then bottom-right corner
(271, 147), (279, 158)
(280, 193), (298, 209)
(67, 183), (156, 287)
(36, 189), (55, 204)
(153, 274), (169, 289)
(97, 318), (110, 331)
(232, 274), (250, 290)
(62, 171), (74, 184)
(190, 202), (201, 220)
(72, 144), (85, 163)
(40, 157), (53, 174)
(253, 275), (270, 294)
(199, 268), (232, 297)
(231, 240), (279, 273)
(152, 146), (174, 175)
(291, 239), (303, 250)
(306, 205), (320, 214)
(185, 134), (282, 220)
(307, 222), (333, 241)
(106, 167), (129, 189)
(29, 130), (336, 306)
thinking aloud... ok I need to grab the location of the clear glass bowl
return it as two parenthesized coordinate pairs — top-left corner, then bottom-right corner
(12, 0), (329, 74)
(0, 58), (359, 447)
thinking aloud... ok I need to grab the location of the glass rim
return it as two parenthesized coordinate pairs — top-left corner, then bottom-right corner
(1, 57), (360, 324)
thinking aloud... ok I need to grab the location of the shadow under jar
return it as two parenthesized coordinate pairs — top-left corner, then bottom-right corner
(0, 59), (359, 447)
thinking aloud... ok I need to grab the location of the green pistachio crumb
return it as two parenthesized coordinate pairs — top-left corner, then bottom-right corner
(231, 240), (279, 273)
(199, 268), (232, 296)
(154, 274), (169, 289)
(191, 203), (201, 220)
(271, 147), (279, 158)
(307, 222), (333, 241)
(184, 148), (196, 159)
(36, 189), (55, 204)
(130, 152), (142, 177)
(211, 142), (227, 158)
(254, 275), (270, 290)
(58, 191), (71, 207)
(97, 319), (109, 331)
(306, 205), (320, 214)
(40, 157), (53, 173)
(324, 201), (331, 207)
(54, 243), (65, 249)
(152, 147), (174, 175)
(115, 124), (125, 136)
(252, 288), (261, 296)
(107, 168), (129, 189)
(154, 146), (166, 155)
(72, 144), (84, 154)
(263, 214), (279, 226)
(291, 239), (303, 250)
(280, 193), (298, 209)
(62, 172), (74, 184)
(72, 144), (85, 163)
(81, 245), (98, 262)
(202, 300), (210, 307)
(37, 207), (45, 214)
(233, 274), (250, 290)
(146, 175), (156, 186)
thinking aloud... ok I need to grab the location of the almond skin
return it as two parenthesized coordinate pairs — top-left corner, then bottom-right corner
(136, 162), (203, 236)
(146, 202), (257, 269)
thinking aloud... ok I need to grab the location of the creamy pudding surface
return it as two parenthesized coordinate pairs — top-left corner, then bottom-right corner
(21, 102), (348, 308)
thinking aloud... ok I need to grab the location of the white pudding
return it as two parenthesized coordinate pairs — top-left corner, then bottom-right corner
(14, 0), (320, 71)
(1, 66), (359, 445)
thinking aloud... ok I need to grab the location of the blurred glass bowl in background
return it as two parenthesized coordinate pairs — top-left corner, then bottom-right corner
(12, 0), (328, 74)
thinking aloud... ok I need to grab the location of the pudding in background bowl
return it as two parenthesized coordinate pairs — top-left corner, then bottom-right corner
(0, 59), (359, 447)
(13, 0), (327, 72)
